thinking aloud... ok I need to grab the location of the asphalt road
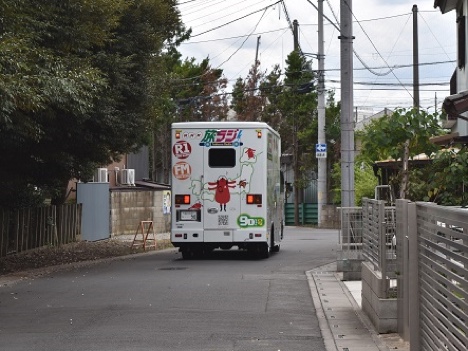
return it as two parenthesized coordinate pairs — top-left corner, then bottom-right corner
(0, 227), (338, 351)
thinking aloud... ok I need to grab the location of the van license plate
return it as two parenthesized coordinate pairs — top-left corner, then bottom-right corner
(181, 211), (197, 221)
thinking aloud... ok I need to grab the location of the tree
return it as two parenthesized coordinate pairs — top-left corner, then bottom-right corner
(260, 51), (316, 224)
(408, 146), (468, 206)
(258, 64), (283, 129)
(359, 108), (443, 199)
(0, 0), (189, 207)
(149, 54), (229, 183)
(331, 162), (377, 206)
(231, 62), (265, 121)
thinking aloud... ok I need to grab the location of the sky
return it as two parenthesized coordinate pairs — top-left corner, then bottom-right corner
(176, 0), (456, 116)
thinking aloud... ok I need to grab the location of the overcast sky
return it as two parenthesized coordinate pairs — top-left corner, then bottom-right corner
(176, 0), (456, 115)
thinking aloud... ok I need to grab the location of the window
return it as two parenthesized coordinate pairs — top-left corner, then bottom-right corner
(209, 148), (236, 168)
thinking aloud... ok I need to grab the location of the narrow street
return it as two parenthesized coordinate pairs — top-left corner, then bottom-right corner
(0, 227), (337, 351)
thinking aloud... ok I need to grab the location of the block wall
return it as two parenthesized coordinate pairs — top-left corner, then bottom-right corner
(110, 189), (170, 236)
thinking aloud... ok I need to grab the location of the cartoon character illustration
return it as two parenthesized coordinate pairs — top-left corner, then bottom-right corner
(245, 148), (256, 159)
(238, 179), (248, 188)
(189, 201), (203, 210)
(207, 177), (236, 212)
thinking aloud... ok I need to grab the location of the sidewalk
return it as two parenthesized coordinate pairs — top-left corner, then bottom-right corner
(308, 262), (409, 351)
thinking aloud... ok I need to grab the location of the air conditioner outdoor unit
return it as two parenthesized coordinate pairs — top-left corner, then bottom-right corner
(96, 168), (108, 183)
(120, 169), (135, 186)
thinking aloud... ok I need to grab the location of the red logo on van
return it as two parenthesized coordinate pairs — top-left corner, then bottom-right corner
(245, 148), (256, 159)
(172, 162), (191, 180)
(208, 177), (237, 212)
(173, 141), (192, 159)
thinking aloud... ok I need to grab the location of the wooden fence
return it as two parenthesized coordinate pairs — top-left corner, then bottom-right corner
(0, 204), (82, 258)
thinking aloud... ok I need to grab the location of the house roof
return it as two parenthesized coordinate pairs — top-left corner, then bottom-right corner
(434, 0), (458, 13)
(134, 180), (171, 190)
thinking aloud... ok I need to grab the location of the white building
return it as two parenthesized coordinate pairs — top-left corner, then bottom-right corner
(436, 0), (468, 138)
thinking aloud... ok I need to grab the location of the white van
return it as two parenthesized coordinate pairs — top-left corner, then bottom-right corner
(171, 122), (284, 259)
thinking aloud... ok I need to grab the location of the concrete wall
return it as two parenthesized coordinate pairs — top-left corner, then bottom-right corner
(110, 189), (170, 237)
(361, 261), (397, 333)
(337, 258), (364, 280)
(321, 204), (340, 229)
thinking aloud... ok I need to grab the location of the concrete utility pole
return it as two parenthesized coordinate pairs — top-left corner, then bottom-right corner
(339, 0), (355, 208)
(254, 36), (261, 89)
(317, 0), (327, 226)
(293, 20), (299, 51)
(413, 4), (420, 108)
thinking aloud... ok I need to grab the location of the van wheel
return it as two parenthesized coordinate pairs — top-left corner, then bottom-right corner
(181, 247), (192, 260)
(259, 243), (269, 259)
(270, 227), (280, 253)
(247, 243), (269, 259)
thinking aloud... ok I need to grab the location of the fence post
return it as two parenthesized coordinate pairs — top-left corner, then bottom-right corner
(301, 203), (305, 225)
(396, 199), (410, 341)
(408, 202), (419, 351)
(378, 200), (387, 297)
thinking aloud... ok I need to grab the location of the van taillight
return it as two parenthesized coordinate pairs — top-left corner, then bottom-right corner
(246, 194), (262, 205)
(175, 194), (191, 205)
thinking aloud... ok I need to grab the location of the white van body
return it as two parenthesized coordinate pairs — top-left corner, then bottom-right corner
(171, 122), (284, 259)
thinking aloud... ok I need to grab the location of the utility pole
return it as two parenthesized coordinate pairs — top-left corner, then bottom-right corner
(292, 20), (300, 226)
(317, 0), (327, 226)
(413, 4), (420, 108)
(255, 36), (261, 66)
(339, 0), (355, 208)
(293, 20), (299, 51)
(254, 36), (261, 89)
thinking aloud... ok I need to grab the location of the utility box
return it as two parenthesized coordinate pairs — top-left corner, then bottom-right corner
(77, 182), (110, 241)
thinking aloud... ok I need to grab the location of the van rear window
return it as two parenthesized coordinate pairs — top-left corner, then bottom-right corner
(209, 148), (236, 168)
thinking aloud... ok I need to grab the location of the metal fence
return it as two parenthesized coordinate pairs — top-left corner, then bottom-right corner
(339, 206), (363, 259)
(284, 203), (318, 225)
(0, 204), (82, 258)
(396, 200), (468, 351)
(361, 198), (397, 281)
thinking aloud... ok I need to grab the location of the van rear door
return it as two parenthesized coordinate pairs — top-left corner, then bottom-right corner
(201, 128), (242, 242)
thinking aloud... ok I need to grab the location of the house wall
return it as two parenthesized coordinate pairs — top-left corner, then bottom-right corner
(454, 0), (468, 135)
(110, 188), (171, 237)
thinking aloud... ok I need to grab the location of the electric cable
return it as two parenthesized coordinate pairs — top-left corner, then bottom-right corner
(191, 0), (282, 37)
(418, 11), (454, 63)
(215, 8), (268, 68)
(181, 27), (290, 44)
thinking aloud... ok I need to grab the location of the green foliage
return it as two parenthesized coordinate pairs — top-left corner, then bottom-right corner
(0, 0), (188, 206)
(331, 162), (377, 206)
(355, 164), (378, 205)
(271, 51), (318, 171)
(409, 147), (468, 206)
(359, 107), (444, 198)
(360, 108), (442, 163)
(230, 62), (265, 121)
(149, 52), (229, 182)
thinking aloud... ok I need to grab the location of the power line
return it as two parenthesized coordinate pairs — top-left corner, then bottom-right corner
(215, 8), (268, 68)
(327, 79), (449, 87)
(191, 0), (282, 37)
(180, 27), (289, 44)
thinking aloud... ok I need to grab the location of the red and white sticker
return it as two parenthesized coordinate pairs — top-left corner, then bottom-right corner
(173, 141), (192, 159)
(172, 161), (191, 180)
